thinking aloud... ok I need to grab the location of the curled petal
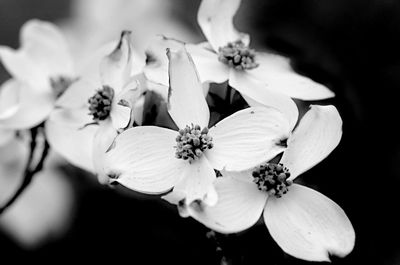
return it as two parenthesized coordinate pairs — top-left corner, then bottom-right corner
(104, 126), (185, 193)
(198, 0), (249, 51)
(281, 105), (342, 180)
(100, 31), (133, 93)
(264, 184), (355, 262)
(45, 108), (95, 173)
(167, 48), (209, 129)
(187, 176), (267, 234)
(207, 107), (290, 171)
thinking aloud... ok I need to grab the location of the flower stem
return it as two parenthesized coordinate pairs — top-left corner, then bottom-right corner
(0, 124), (50, 215)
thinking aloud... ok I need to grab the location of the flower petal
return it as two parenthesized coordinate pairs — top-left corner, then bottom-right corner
(229, 71), (299, 130)
(0, 20), (73, 90)
(206, 107), (290, 171)
(0, 79), (19, 119)
(93, 120), (118, 184)
(45, 108), (95, 173)
(187, 176), (267, 234)
(264, 184), (355, 262)
(198, 0), (249, 51)
(0, 129), (14, 147)
(186, 43), (230, 83)
(0, 80), (54, 129)
(246, 54), (334, 100)
(167, 48), (210, 129)
(55, 78), (99, 109)
(110, 102), (131, 130)
(104, 126), (185, 193)
(173, 157), (217, 206)
(281, 105), (342, 180)
(100, 31), (133, 93)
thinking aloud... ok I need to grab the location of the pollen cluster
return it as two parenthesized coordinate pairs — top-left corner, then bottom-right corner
(88, 85), (114, 121)
(218, 41), (259, 70)
(252, 163), (292, 198)
(175, 124), (213, 163)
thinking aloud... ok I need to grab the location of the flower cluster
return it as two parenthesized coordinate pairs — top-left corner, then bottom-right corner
(0, 0), (355, 262)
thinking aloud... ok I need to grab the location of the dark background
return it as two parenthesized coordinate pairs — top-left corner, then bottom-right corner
(1, 0), (400, 264)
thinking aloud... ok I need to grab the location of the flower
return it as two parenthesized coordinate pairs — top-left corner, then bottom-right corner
(104, 47), (292, 206)
(0, 19), (76, 129)
(184, 0), (334, 101)
(170, 105), (355, 262)
(45, 31), (145, 182)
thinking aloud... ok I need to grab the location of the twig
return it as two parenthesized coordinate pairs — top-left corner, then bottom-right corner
(0, 125), (50, 215)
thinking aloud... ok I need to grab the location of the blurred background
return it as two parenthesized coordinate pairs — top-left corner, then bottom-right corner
(1, 0), (400, 264)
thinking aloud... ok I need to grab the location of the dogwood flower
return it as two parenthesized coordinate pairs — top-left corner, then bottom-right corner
(184, 0), (334, 101)
(45, 31), (144, 181)
(0, 19), (75, 129)
(172, 105), (355, 262)
(104, 47), (292, 206)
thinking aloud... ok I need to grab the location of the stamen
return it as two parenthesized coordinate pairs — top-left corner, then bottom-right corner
(88, 85), (115, 121)
(252, 163), (292, 198)
(175, 124), (213, 163)
(50, 76), (75, 98)
(218, 41), (259, 70)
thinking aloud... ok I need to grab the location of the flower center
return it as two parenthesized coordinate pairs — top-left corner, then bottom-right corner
(218, 41), (259, 70)
(252, 163), (292, 198)
(88, 85), (114, 121)
(50, 76), (75, 98)
(175, 124), (213, 163)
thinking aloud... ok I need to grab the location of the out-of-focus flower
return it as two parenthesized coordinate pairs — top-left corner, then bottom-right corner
(0, 137), (74, 249)
(105, 47), (292, 206)
(186, 0), (334, 101)
(46, 31), (145, 182)
(175, 105), (355, 262)
(0, 20), (75, 129)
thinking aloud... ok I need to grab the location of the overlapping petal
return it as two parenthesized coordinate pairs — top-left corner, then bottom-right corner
(0, 79), (19, 120)
(188, 176), (267, 233)
(264, 184), (355, 262)
(280, 105), (342, 180)
(104, 126), (186, 193)
(167, 48), (209, 129)
(198, 0), (249, 51)
(206, 107), (290, 171)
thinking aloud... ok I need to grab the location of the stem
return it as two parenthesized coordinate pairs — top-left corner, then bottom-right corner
(0, 125), (49, 215)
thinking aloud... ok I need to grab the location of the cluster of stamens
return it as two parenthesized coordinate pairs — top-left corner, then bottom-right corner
(218, 41), (259, 70)
(175, 124), (213, 163)
(50, 76), (75, 98)
(88, 85), (114, 121)
(252, 163), (292, 198)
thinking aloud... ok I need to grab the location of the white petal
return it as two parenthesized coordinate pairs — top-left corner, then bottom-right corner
(188, 176), (267, 234)
(198, 0), (249, 51)
(0, 20), (73, 90)
(246, 54), (334, 100)
(0, 79), (19, 119)
(45, 108), (96, 173)
(110, 101), (131, 130)
(0, 80), (54, 129)
(104, 126), (185, 193)
(206, 107), (290, 171)
(264, 184), (355, 262)
(229, 71), (299, 130)
(186, 43), (230, 83)
(0, 129), (14, 147)
(281, 105), (342, 180)
(93, 120), (118, 184)
(167, 48), (210, 129)
(100, 31), (133, 93)
(55, 78), (99, 109)
(173, 157), (217, 206)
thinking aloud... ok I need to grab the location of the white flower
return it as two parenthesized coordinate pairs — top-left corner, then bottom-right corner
(104, 46), (292, 206)
(185, 0), (334, 101)
(0, 19), (75, 129)
(45, 31), (144, 181)
(173, 105), (355, 262)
